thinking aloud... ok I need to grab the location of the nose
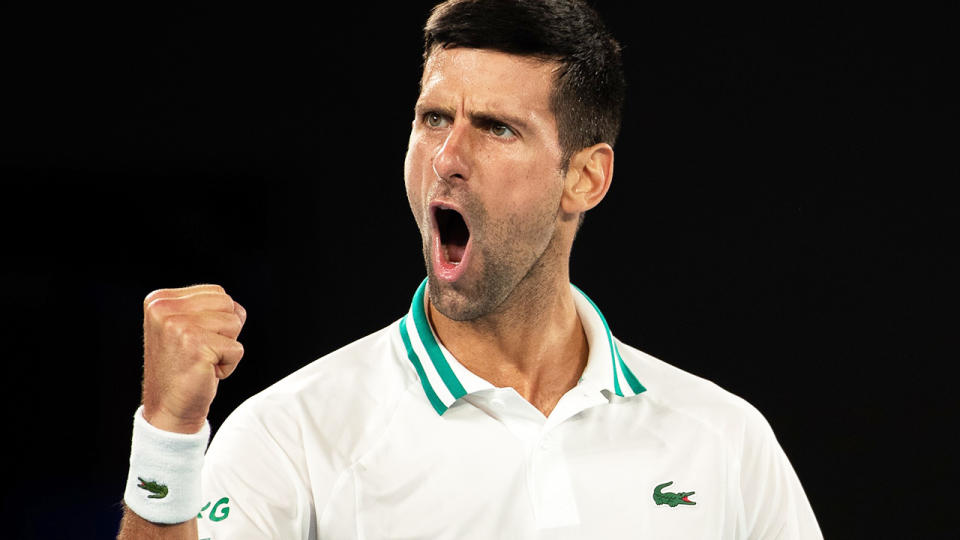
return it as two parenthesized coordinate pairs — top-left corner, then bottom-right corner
(432, 121), (471, 182)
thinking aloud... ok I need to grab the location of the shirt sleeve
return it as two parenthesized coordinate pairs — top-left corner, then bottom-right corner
(739, 408), (822, 540)
(197, 404), (315, 540)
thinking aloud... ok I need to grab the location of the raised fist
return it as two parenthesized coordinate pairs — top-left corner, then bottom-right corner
(141, 284), (246, 434)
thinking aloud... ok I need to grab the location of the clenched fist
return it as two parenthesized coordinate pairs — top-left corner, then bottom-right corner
(141, 284), (247, 434)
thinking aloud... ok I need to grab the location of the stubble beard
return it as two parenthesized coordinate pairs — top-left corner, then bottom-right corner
(420, 191), (562, 322)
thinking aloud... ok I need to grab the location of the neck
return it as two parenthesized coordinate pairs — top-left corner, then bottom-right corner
(428, 263), (587, 417)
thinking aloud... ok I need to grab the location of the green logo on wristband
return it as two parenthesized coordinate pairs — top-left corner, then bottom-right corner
(137, 477), (169, 499)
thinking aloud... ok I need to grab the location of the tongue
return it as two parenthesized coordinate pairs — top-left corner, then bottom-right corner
(447, 243), (465, 264)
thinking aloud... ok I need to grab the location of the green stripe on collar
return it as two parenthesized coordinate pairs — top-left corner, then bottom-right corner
(572, 285), (646, 396)
(615, 341), (647, 395)
(411, 279), (467, 401)
(401, 280), (646, 415)
(399, 315), (448, 415)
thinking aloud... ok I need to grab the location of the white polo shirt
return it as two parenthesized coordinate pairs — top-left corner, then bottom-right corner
(198, 280), (821, 539)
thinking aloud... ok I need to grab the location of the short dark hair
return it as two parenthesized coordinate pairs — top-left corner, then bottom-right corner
(423, 0), (626, 170)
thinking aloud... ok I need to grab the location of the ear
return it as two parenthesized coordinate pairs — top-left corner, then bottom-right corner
(561, 143), (614, 215)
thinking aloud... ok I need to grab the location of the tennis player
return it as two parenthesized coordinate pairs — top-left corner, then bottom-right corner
(118, 1), (822, 538)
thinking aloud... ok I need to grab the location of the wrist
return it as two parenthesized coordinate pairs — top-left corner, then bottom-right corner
(124, 405), (210, 524)
(142, 405), (207, 435)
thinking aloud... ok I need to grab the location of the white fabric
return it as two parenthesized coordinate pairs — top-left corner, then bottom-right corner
(197, 284), (822, 539)
(124, 405), (210, 524)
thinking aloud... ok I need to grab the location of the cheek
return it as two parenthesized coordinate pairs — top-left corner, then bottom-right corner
(403, 131), (417, 190)
(499, 160), (564, 213)
(403, 150), (414, 198)
(403, 168), (421, 226)
(404, 135), (431, 226)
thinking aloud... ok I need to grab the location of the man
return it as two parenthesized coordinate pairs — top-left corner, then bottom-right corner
(119, 0), (822, 538)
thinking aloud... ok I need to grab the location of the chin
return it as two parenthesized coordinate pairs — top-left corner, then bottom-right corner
(425, 273), (497, 322)
(426, 274), (477, 321)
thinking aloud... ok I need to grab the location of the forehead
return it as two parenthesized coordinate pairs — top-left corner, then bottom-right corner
(418, 47), (558, 117)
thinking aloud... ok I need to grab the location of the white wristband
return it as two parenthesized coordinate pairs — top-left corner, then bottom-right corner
(123, 405), (210, 524)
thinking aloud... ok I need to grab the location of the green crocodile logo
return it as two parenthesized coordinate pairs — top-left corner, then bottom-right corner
(137, 477), (169, 499)
(653, 481), (695, 507)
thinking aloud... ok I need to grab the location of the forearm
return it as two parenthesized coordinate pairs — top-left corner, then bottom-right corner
(117, 505), (197, 540)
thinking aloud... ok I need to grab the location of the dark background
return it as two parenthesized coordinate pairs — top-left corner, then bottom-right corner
(1, 2), (953, 538)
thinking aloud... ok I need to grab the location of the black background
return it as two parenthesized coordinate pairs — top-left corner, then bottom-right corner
(1, 2), (953, 538)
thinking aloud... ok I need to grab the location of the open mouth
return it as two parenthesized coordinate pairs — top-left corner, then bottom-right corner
(434, 206), (470, 264)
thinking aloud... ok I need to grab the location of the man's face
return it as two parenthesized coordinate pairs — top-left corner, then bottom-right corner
(404, 47), (566, 321)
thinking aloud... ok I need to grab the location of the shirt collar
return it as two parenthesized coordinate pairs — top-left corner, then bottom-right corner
(398, 278), (646, 416)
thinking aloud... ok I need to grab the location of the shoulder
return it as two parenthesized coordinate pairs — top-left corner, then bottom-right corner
(254, 320), (414, 410)
(614, 340), (822, 537)
(202, 319), (422, 524)
(615, 339), (774, 449)
(208, 319), (419, 466)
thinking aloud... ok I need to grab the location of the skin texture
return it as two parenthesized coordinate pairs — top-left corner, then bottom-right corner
(140, 284), (246, 434)
(404, 47), (615, 416)
(406, 47), (567, 321)
(118, 508), (198, 539)
(117, 284), (246, 538)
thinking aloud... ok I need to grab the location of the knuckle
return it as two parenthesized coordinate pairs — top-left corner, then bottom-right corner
(212, 291), (233, 309)
(177, 323), (199, 343)
(160, 314), (180, 334)
(161, 315), (194, 343)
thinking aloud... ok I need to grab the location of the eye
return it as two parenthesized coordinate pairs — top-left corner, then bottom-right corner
(424, 112), (449, 128)
(490, 123), (515, 138)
